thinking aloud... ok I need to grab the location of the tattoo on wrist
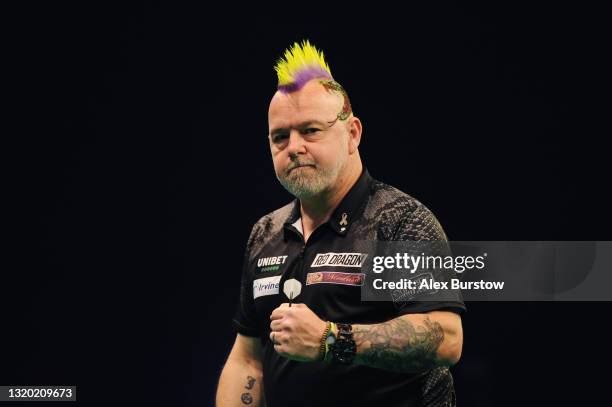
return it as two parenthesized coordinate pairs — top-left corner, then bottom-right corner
(240, 376), (256, 404)
(245, 376), (256, 390)
(353, 316), (444, 373)
(241, 393), (253, 404)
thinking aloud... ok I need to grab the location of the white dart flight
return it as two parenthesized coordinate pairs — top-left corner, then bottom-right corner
(283, 278), (302, 305)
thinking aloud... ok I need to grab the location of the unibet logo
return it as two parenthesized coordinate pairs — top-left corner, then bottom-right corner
(257, 255), (289, 267)
(311, 252), (368, 268)
(257, 255), (289, 273)
(253, 276), (281, 299)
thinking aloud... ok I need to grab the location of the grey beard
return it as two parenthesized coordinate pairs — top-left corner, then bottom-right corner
(278, 172), (326, 199)
(277, 162), (344, 200)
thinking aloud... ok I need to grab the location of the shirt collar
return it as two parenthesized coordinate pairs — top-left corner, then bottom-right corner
(283, 168), (373, 238)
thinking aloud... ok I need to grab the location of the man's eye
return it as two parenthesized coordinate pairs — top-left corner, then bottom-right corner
(304, 128), (320, 134)
(272, 134), (289, 143)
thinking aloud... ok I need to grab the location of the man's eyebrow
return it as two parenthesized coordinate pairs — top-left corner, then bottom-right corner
(270, 120), (328, 135)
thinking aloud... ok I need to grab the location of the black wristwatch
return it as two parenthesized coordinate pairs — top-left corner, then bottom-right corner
(330, 323), (356, 365)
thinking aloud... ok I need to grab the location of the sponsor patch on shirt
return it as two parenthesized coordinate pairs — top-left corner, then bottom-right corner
(306, 272), (365, 286)
(253, 275), (282, 299)
(256, 255), (289, 273)
(310, 252), (367, 268)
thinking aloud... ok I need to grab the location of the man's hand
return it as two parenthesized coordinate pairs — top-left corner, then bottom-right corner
(269, 303), (326, 362)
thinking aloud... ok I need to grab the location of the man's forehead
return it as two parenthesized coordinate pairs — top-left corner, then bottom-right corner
(268, 107), (333, 133)
(269, 81), (340, 127)
(269, 101), (329, 123)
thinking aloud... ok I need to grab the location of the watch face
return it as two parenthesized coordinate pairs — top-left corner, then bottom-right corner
(330, 324), (355, 365)
(338, 349), (352, 364)
(331, 341), (356, 364)
(326, 335), (336, 345)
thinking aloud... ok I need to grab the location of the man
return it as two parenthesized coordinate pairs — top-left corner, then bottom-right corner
(216, 40), (465, 406)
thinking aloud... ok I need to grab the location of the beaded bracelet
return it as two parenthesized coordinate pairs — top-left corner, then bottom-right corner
(319, 321), (331, 361)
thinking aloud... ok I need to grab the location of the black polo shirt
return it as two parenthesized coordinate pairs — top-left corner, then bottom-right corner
(233, 169), (465, 407)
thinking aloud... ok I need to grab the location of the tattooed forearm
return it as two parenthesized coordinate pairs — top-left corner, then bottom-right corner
(353, 316), (445, 373)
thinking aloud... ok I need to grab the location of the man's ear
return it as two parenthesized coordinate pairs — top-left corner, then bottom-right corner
(347, 116), (362, 155)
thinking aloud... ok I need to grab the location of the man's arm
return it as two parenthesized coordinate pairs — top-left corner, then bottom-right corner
(216, 334), (265, 407)
(269, 305), (462, 374)
(352, 310), (462, 373)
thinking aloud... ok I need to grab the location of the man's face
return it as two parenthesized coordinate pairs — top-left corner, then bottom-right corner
(268, 80), (350, 200)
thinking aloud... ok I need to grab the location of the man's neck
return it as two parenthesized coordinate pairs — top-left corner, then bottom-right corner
(299, 163), (362, 241)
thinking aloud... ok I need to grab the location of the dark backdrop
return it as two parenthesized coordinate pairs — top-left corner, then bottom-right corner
(4, 2), (609, 406)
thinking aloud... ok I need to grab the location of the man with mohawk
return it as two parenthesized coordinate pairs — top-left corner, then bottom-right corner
(217, 41), (465, 406)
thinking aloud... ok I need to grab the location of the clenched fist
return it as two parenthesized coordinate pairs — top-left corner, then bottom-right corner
(269, 303), (327, 362)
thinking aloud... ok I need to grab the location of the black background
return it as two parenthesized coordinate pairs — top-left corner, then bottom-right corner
(4, 2), (610, 406)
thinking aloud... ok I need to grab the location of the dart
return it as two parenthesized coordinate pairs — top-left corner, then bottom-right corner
(283, 279), (302, 307)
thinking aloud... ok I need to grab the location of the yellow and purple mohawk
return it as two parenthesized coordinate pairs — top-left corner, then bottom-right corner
(274, 40), (353, 121)
(274, 40), (334, 94)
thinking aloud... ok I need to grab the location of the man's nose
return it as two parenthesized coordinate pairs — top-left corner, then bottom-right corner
(286, 130), (306, 156)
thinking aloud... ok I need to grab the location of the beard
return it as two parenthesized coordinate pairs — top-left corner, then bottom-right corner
(276, 156), (347, 200)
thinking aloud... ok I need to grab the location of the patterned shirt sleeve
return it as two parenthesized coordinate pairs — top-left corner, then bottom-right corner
(392, 202), (466, 316)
